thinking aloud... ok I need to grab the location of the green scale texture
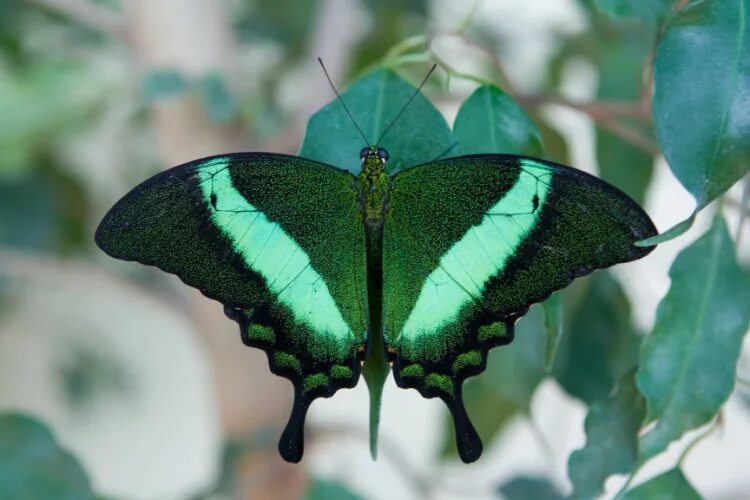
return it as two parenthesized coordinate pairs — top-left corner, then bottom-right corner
(96, 150), (656, 464)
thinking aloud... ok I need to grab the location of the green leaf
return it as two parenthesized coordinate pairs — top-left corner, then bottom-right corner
(498, 476), (565, 500)
(636, 211), (696, 247)
(595, 0), (671, 28)
(306, 477), (362, 500)
(453, 85), (543, 156)
(595, 28), (655, 206)
(299, 67), (455, 174)
(543, 292), (564, 372)
(196, 72), (239, 123)
(0, 413), (94, 499)
(554, 272), (641, 404)
(637, 216), (750, 460)
(440, 307), (546, 459)
(567, 369), (646, 499)
(653, 0), (750, 208)
(141, 69), (187, 102)
(621, 468), (701, 500)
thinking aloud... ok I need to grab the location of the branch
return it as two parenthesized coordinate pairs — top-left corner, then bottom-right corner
(25, 0), (124, 38)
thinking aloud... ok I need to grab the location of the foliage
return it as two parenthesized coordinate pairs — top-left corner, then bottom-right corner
(0, 413), (95, 499)
(0, 0), (748, 498)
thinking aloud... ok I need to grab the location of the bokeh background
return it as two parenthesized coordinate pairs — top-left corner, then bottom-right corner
(0, 0), (748, 499)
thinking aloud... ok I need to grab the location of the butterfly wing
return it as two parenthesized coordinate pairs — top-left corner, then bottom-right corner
(382, 154), (657, 462)
(96, 153), (368, 462)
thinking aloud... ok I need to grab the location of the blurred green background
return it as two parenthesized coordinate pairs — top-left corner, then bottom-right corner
(1, 0), (749, 499)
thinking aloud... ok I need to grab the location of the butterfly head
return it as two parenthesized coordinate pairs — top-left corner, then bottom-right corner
(360, 146), (389, 165)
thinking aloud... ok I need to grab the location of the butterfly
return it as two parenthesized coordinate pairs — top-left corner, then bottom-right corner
(95, 63), (657, 464)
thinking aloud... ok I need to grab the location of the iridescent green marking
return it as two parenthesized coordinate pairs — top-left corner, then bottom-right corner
(400, 161), (551, 341)
(425, 373), (454, 397)
(478, 321), (508, 342)
(303, 373), (330, 394)
(452, 350), (482, 374)
(330, 365), (354, 380)
(274, 352), (302, 375)
(400, 364), (424, 378)
(197, 158), (354, 351)
(247, 324), (275, 344)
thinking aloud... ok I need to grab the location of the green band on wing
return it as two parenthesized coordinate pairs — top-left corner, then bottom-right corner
(197, 158), (353, 345)
(399, 160), (551, 341)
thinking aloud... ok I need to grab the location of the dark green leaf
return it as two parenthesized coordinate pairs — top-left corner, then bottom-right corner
(554, 272), (641, 404)
(0, 413), (94, 500)
(141, 69), (187, 102)
(196, 73), (239, 123)
(454, 85), (543, 156)
(653, 0), (750, 208)
(498, 476), (565, 500)
(299, 67), (455, 174)
(306, 477), (362, 500)
(440, 307), (546, 459)
(637, 216), (750, 460)
(621, 468), (701, 500)
(567, 369), (646, 499)
(543, 292), (564, 372)
(595, 29), (655, 206)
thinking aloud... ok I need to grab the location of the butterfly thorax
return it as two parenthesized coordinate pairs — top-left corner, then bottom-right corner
(358, 146), (390, 225)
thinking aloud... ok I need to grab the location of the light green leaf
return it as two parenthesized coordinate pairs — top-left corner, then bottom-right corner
(636, 211), (696, 247)
(197, 72), (239, 123)
(621, 468), (701, 500)
(543, 292), (563, 372)
(554, 272), (641, 404)
(567, 369), (646, 499)
(637, 216), (750, 460)
(453, 85), (543, 156)
(306, 477), (361, 500)
(653, 0), (750, 208)
(299, 67), (455, 174)
(0, 413), (94, 499)
(498, 476), (565, 500)
(595, 0), (671, 28)
(142, 69), (187, 102)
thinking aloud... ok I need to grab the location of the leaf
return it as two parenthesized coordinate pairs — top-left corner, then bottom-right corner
(196, 72), (239, 123)
(440, 307), (546, 459)
(637, 216), (750, 461)
(554, 272), (641, 404)
(453, 85), (543, 156)
(636, 211), (696, 247)
(621, 468), (701, 500)
(595, 0), (672, 28)
(653, 0), (750, 208)
(299, 67), (455, 174)
(0, 413), (95, 499)
(595, 27), (656, 206)
(567, 369), (646, 499)
(141, 69), (187, 102)
(498, 476), (565, 500)
(306, 477), (362, 500)
(543, 292), (563, 372)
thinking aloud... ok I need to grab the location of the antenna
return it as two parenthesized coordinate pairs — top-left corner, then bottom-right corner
(317, 57), (370, 146)
(375, 63), (437, 147)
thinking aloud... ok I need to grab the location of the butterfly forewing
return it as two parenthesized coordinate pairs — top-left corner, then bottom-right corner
(382, 154), (657, 462)
(95, 153), (369, 462)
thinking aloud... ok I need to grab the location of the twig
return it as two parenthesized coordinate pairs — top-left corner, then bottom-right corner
(24, 0), (124, 38)
(515, 94), (650, 120)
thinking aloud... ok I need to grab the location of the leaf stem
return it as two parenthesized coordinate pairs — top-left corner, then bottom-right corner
(677, 415), (721, 466)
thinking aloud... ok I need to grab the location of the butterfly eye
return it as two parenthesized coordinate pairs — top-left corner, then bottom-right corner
(359, 147), (370, 162)
(377, 148), (389, 163)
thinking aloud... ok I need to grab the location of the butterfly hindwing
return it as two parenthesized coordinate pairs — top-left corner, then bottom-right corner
(95, 153), (368, 462)
(382, 154), (657, 462)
